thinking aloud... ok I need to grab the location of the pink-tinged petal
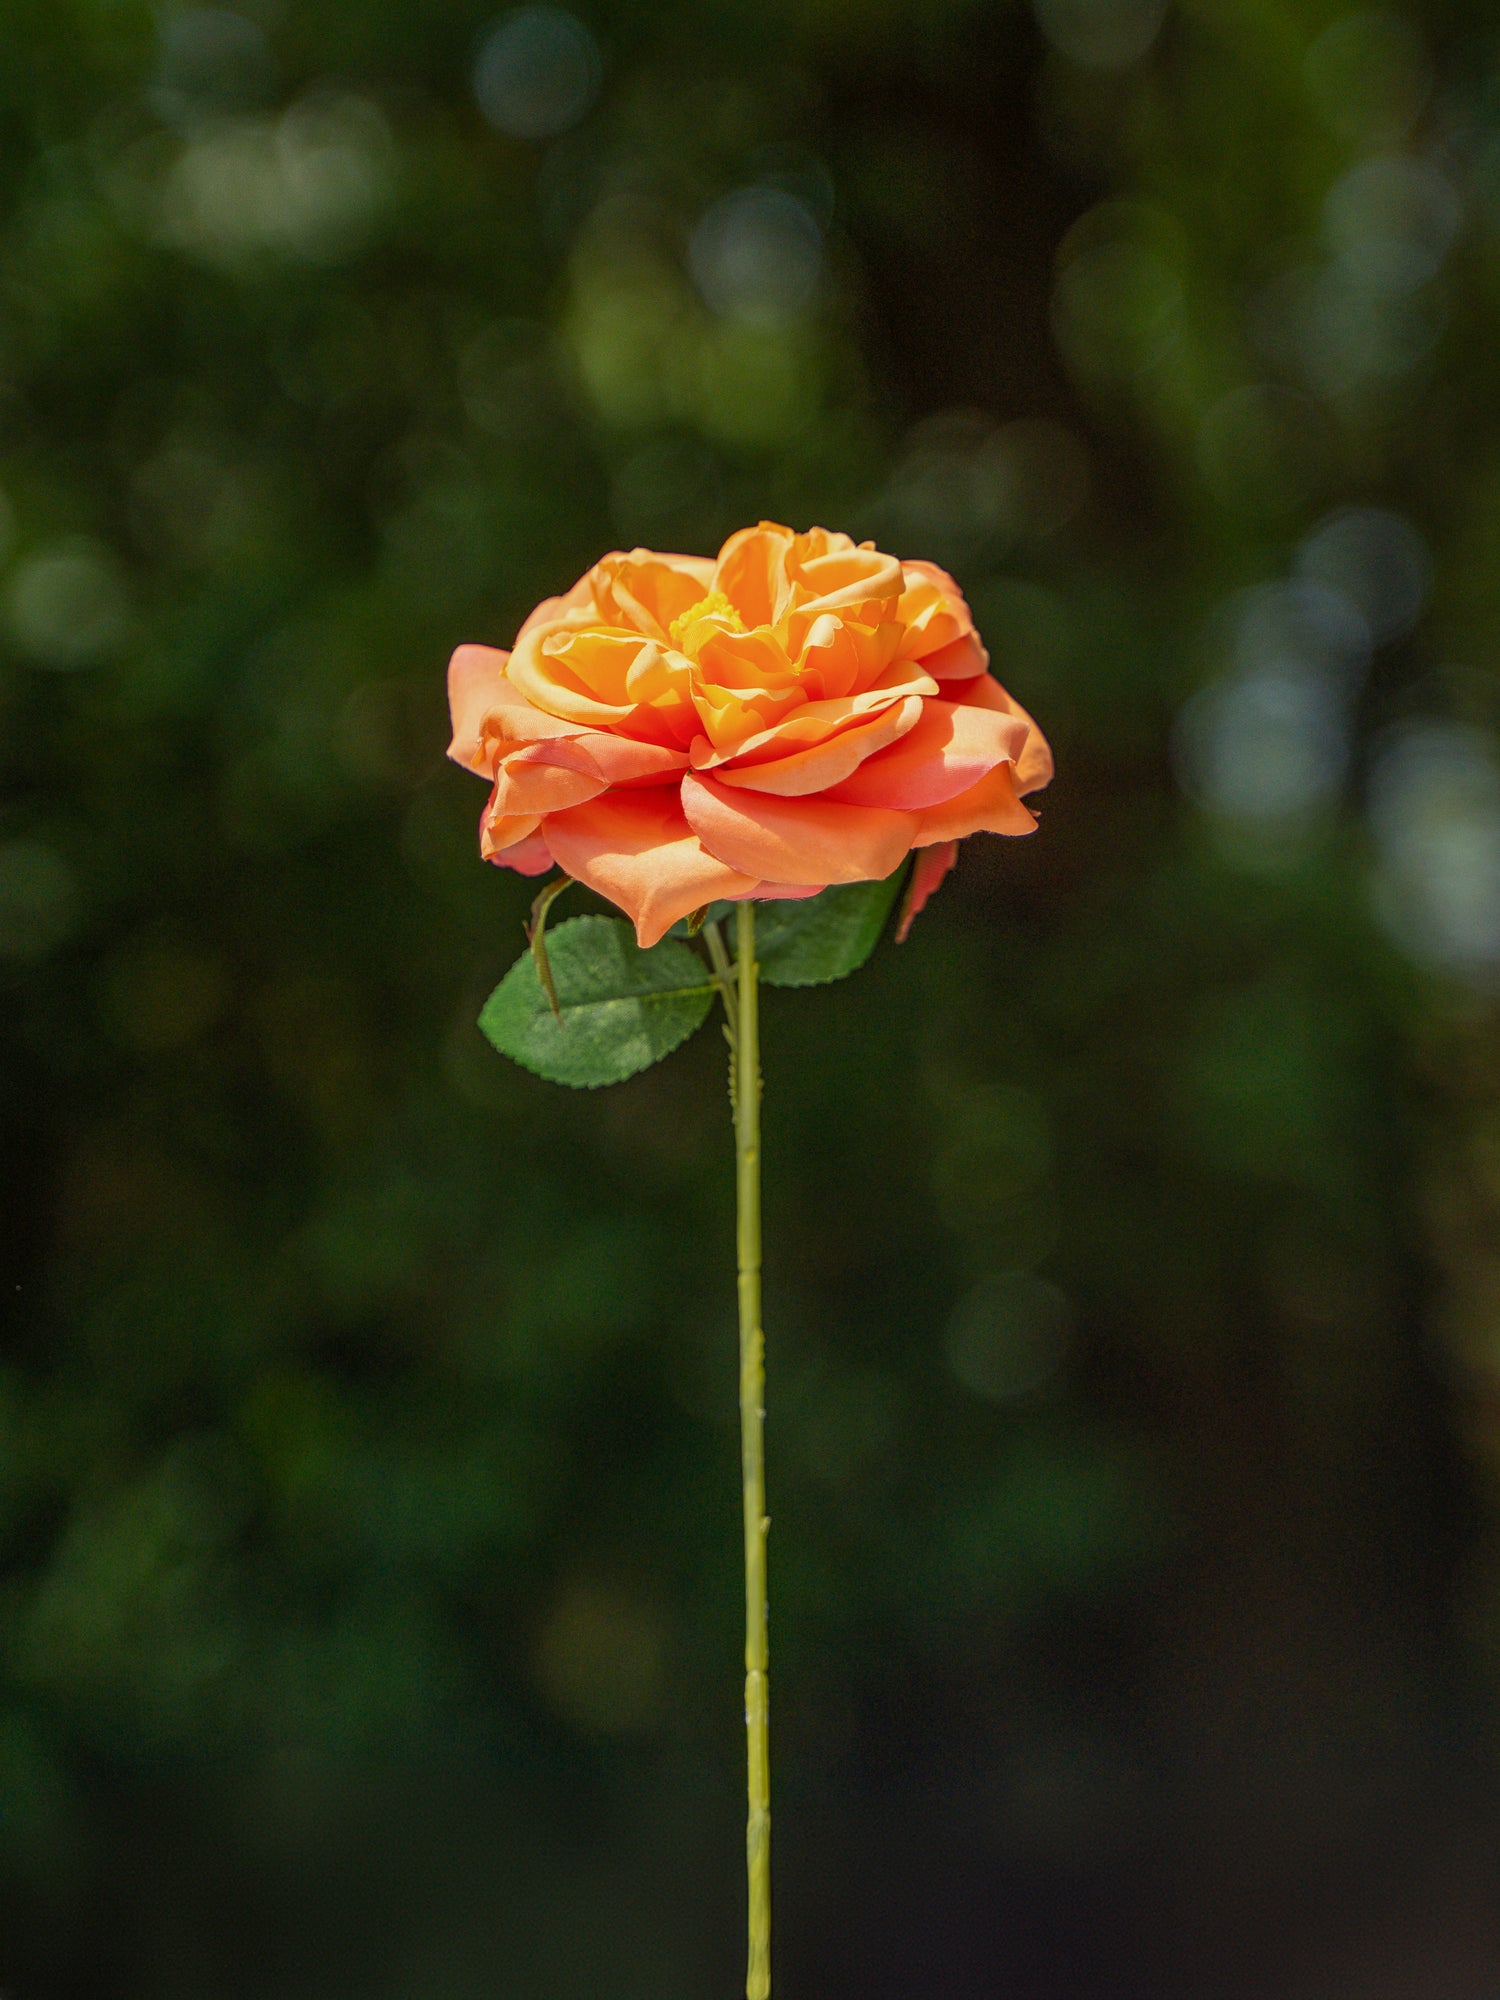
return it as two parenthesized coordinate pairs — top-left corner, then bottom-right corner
(912, 760), (1037, 845)
(825, 698), (1029, 811)
(480, 804), (541, 863)
(956, 675), (1054, 793)
(709, 698), (924, 797)
(487, 827), (555, 877)
(895, 841), (958, 942)
(543, 787), (759, 948)
(682, 771), (916, 886)
(921, 633), (989, 679)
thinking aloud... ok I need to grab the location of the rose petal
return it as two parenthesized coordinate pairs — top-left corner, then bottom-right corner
(682, 770), (916, 886)
(895, 840), (958, 941)
(825, 698), (1028, 811)
(590, 550), (715, 638)
(514, 577), (598, 644)
(506, 617), (641, 727)
(691, 667), (938, 770)
(480, 804), (540, 862)
(790, 541), (903, 623)
(920, 633), (989, 679)
(708, 697), (924, 797)
(912, 759), (1037, 845)
(543, 786), (760, 948)
(895, 559), (983, 665)
(449, 644), (512, 774)
(448, 645), (591, 775)
(489, 755), (607, 819)
(787, 605), (906, 700)
(486, 714), (690, 819)
(487, 827), (555, 877)
(714, 521), (795, 628)
(525, 734), (690, 787)
(956, 675), (1054, 794)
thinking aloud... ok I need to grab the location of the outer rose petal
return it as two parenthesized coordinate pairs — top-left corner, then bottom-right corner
(957, 675), (1054, 794)
(824, 698), (1029, 811)
(489, 751), (610, 820)
(480, 806), (540, 862)
(488, 828), (555, 877)
(543, 786), (760, 948)
(895, 840), (959, 942)
(912, 758), (1036, 845)
(449, 644), (512, 774)
(682, 771), (916, 886)
(489, 729), (692, 819)
(448, 644), (590, 777)
(921, 634), (989, 679)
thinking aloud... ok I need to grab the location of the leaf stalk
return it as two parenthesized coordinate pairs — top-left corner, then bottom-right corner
(525, 874), (574, 1023)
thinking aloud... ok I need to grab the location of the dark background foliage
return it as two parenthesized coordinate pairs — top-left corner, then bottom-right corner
(4, 0), (1500, 1992)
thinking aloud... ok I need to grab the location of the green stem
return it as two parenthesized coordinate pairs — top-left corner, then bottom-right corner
(703, 918), (739, 1041)
(734, 901), (770, 2000)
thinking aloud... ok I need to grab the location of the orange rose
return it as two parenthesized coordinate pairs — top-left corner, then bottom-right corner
(448, 522), (1052, 946)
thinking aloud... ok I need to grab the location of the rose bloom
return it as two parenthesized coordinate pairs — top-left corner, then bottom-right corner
(448, 522), (1052, 946)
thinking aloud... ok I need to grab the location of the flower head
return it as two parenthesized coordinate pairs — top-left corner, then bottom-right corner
(448, 522), (1052, 944)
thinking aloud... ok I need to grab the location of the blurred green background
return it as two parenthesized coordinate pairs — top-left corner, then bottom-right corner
(4, 0), (1500, 1992)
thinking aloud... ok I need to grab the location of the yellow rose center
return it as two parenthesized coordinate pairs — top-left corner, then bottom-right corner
(668, 589), (745, 655)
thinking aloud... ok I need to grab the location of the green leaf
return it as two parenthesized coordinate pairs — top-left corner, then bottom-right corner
(754, 868), (908, 988)
(478, 916), (714, 1088)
